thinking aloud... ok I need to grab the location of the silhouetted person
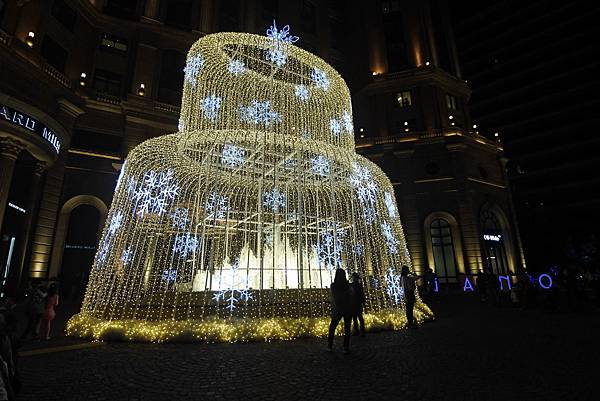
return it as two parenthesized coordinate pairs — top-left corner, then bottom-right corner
(20, 282), (46, 340)
(41, 283), (59, 340)
(401, 265), (417, 328)
(422, 267), (437, 304)
(350, 272), (365, 337)
(327, 269), (352, 353)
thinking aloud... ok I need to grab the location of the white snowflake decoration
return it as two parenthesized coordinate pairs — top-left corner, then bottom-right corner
(284, 158), (297, 169)
(183, 54), (204, 87)
(311, 67), (330, 90)
(178, 118), (184, 131)
(121, 248), (133, 265)
(266, 20), (299, 44)
(294, 84), (309, 102)
(172, 233), (200, 259)
(342, 111), (354, 134)
(302, 131), (311, 140)
(108, 211), (123, 236)
(349, 163), (379, 224)
(206, 192), (230, 219)
(386, 268), (404, 304)
(265, 48), (287, 68)
(263, 187), (286, 213)
(132, 169), (179, 218)
(221, 143), (246, 168)
(200, 94), (222, 122)
(96, 238), (110, 265)
(239, 101), (282, 126)
(330, 118), (341, 136)
(381, 221), (399, 254)
(353, 243), (365, 256)
(162, 268), (178, 283)
(171, 207), (190, 230)
(311, 154), (330, 177)
(126, 177), (137, 194)
(384, 192), (398, 219)
(227, 59), (246, 76)
(115, 161), (126, 191)
(316, 222), (346, 271)
(213, 259), (253, 311)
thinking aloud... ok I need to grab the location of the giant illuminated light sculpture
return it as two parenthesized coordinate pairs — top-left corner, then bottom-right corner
(68, 25), (433, 342)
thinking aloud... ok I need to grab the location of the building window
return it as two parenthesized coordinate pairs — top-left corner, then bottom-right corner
(100, 33), (128, 54)
(300, 0), (316, 34)
(41, 35), (68, 73)
(430, 218), (458, 283)
(51, 0), (77, 32)
(163, 0), (192, 29)
(395, 91), (412, 107)
(481, 209), (510, 275)
(158, 50), (186, 106)
(104, 0), (139, 20)
(93, 69), (123, 97)
(446, 94), (457, 110)
(381, 0), (400, 13)
(219, 0), (241, 31)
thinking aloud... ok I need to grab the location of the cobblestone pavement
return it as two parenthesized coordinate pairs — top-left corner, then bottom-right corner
(16, 296), (599, 401)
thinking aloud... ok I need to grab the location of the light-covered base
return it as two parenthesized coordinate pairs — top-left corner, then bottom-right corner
(67, 305), (434, 343)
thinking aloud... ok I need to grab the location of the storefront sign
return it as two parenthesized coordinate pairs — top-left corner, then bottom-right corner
(8, 202), (25, 213)
(483, 234), (502, 242)
(0, 103), (61, 154)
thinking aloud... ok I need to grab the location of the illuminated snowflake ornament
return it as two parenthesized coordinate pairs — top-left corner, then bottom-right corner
(221, 143), (246, 168)
(311, 154), (330, 177)
(227, 59), (246, 76)
(121, 248), (133, 265)
(162, 268), (178, 283)
(265, 48), (287, 68)
(386, 268), (404, 304)
(239, 101), (282, 126)
(295, 84), (309, 102)
(266, 20), (299, 44)
(132, 169), (179, 218)
(172, 233), (200, 259)
(206, 192), (230, 219)
(263, 187), (286, 212)
(178, 118), (184, 131)
(381, 221), (399, 254)
(171, 207), (190, 230)
(349, 163), (379, 223)
(384, 192), (398, 219)
(342, 111), (354, 134)
(330, 118), (342, 136)
(311, 67), (330, 90)
(316, 222), (346, 270)
(108, 211), (123, 235)
(213, 259), (253, 311)
(183, 54), (204, 87)
(200, 95), (222, 121)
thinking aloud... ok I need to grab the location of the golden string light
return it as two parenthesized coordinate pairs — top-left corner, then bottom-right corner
(68, 30), (433, 343)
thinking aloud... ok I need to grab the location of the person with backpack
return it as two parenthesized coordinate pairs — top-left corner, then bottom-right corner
(327, 269), (352, 354)
(20, 282), (46, 340)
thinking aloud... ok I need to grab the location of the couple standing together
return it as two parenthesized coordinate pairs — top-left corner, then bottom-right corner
(327, 266), (416, 354)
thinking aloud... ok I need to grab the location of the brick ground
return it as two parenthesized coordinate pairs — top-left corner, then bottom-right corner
(15, 295), (599, 401)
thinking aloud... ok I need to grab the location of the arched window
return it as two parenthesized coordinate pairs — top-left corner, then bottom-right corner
(481, 209), (509, 275)
(430, 218), (458, 283)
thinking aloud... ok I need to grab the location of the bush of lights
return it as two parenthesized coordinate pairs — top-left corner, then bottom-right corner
(68, 26), (433, 343)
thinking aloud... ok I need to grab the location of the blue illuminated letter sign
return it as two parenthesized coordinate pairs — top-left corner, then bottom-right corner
(538, 273), (553, 289)
(498, 275), (511, 291)
(463, 276), (474, 292)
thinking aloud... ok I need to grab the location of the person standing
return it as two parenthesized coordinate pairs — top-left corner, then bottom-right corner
(327, 269), (352, 354)
(401, 266), (417, 328)
(41, 284), (59, 340)
(350, 272), (366, 337)
(20, 283), (46, 340)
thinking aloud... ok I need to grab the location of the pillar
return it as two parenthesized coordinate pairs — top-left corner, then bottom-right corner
(0, 137), (24, 234)
(15, 161), (46, 290)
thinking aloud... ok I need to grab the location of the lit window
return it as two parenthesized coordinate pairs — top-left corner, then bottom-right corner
(446, 94), (457, 110)
(100, 33), (128, 53)
(430, 218), (458, 283)
(396, 91), (412, 107)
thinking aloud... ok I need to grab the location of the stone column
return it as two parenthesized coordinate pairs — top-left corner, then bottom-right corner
(15, 161), (46, 291)
(0, 137), (24, 234)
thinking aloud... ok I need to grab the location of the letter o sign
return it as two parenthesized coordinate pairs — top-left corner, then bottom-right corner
(538, 273), (553, 289)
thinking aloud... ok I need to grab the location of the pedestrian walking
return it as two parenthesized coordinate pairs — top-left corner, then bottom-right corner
(41, 283), (59, 340)
(401, 265), (417, 328)
(20, 282), (46, 340)
(327, 269), (352, 354)
(350, 272), (366, 337)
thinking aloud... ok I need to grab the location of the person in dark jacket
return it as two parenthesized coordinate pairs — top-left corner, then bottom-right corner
(350, 272), (366, 336)
(401, 265), (417, 328)
(327, 269), (352, 353)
